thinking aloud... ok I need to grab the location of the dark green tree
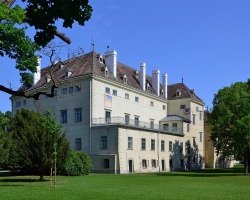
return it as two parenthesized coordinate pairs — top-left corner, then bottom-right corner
(0, 0), (92, 98)
(209, 80), (250, 174)
(10, 109), (70, 180)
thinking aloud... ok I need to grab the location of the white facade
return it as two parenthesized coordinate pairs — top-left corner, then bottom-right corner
(11, 51), (204, 173)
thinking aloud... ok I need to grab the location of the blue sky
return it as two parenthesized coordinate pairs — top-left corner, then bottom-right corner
(1, 0), (250, 112)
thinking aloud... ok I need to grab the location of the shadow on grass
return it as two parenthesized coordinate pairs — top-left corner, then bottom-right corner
(156, 168), (245, 177)
(0, 178), (49, 183)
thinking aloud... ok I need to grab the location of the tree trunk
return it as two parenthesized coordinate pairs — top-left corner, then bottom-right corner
(248, 154), (250, 174)
(39, 167), (44, 181)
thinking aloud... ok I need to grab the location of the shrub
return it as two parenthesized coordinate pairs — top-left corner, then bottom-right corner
(64, 151), (92, 176)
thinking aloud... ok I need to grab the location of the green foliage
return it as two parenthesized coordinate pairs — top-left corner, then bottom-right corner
(210, 80), (250, 173)
(64, 150), (91, 176)
(9, 109), (70, 180)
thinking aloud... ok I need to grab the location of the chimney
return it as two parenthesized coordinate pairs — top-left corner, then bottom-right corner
(162, 73), (168, 99)
(152, 69), (160, 95)
(33, 57), (41, 85)
(140, 62), (146, 91)
(104, 50), (117, 78)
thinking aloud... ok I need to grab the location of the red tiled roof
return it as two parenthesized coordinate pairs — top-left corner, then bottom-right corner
(27, 51), (203, 104)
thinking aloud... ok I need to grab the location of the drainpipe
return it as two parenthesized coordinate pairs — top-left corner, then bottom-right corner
(89, 78), (92, 155)
(157, 131), (160, 172)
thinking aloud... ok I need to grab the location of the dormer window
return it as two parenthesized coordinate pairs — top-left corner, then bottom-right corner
(135, 70), (139, 78)
(65, 70), (72, 77)
(160, 89), (164, 96)
(105, 66), (108, 76)
(99, 55), (104, 63)
(146, 83), (150, 91)
(176, 89), (181, 97)
(45, 75), (51, 83)
(123, 74), (127, 83)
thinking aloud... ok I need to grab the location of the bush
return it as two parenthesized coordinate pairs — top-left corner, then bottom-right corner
(64, 151), (92, 176)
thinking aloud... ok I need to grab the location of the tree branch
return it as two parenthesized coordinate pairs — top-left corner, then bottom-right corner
(54, 30), (71, 45)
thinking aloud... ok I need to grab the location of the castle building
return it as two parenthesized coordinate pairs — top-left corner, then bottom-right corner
(11, 50), (204, 173)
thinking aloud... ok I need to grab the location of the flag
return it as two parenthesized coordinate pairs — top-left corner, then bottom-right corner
(104, 94), (112, 109)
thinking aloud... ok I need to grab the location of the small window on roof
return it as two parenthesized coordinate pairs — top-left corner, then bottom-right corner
(99, 55), (104, 63)
(160, 89), (164, 96)
(123, 74), (127, 83)
(146, 83), (150, 91)
(135, 70), (139, 78)
(176, 89), (181, 97)
(105, 67), (108, 76)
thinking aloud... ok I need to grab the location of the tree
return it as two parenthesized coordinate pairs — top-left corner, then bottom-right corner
(209, 80), (250, 174)
(0, 0), (92, 98)
(10, 109), (70, 180)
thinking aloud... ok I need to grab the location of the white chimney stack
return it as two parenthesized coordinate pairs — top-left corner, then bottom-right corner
(162, 73), (168, 99)
(33, 57), (41, 85)
(152, 69), (160, 95)
(104, 50), (117, 78)
(140, 62), (146, 91)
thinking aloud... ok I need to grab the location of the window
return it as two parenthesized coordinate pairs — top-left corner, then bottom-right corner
(75, 108), (82, 122)
(172, 123), (177, 131)
(199, 132), (203, 142)
(102, 159), (109, 169)
(105, 87), (110, 94)
(199, 111), (203, 121)
(60, 110), (67, 123)
(161, 140), (165, 151)
(187, 124), (190, 132)
(125, 114), (130, 125)
(151, 139), (155, 151)
(105, 67), (108, 76)
(16, 101), (21, 108)
(128, 137), (133, 150)
(134, 116), (139, 126)
(180, 104), (186, 109)
(23, 100), (26, 106)
(146, 83), (150, 91)
(192, 114), (196, 125)
(150, 101), (154, 107)
(163, 123), (169, 130)
(180, 142), (183, 154)
(135, 96), (139, 102)
(61, 88), (67, 94)
(176, 90), (181, 96)
(100, 136), (107, 149)
(113, 89), (117, 96)
(163, 105), (166, 110)
(150, 120), (154, 129)
(75, 138), (81, 151)
(196, 106), (199, 112)
(105, 111), (111, 123)
(75, 85), (81, 92)
(193, 137), (196, 147)
(123, 75), (127, 83)
(142, 159), (147, 168)
(169, 141), (173, 151)
(69, 86), (74, 93)
(169, 159), (173, 169)
(141, 138), (146, 150)
(125, 93), (129, 99)
(151, 159), (157, 168)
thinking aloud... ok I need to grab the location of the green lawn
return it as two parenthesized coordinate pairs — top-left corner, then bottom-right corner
(0, 169), (249, 200)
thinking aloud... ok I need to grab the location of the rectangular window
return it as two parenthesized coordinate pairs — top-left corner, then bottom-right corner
(61, 88), (67, 94)
(163, 123), (169, 130)
(150, 120), (154, 129)
(151, 139), (155, 151)
(102, 159), (109, 169)
(100, 136), (107, 149)
(141, 138), (146, 150)
(75, 108), (82, 122)
(125, 114), (130, 125)
(199, 111), (202, 121)
(135, 96), (139, 102)
(125, 93), (129, 99)
(192, 114), (196, 125)
(199, 132), (203, 142)
(151, 159), (157, 168)
(169, 141), (173, 151)
(180, 104), (186, 109)
(105, 111), (111, 123)
(134, 116), (139, 126)
(187, 124), (190, 132)
(75, 138), (81, 151)
(172, 123), (177, 131)
(180, 142), (183, 154)
(113, 89), (117, 96)
(142, 159), (147, 168)
(163, 105), (166, 110)
(128, 137), (133, 150)
(161, 140), (165, 151)
(196, 106), (199, 112)
(105, 87), (110, 94)
(60, 110), (67, 123)
(150, 101), (154, 107)
(75, 85), (81, 92)
(69, 86), (74, 93)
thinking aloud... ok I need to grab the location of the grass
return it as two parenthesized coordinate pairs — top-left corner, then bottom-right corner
(0, 169), (249, 200)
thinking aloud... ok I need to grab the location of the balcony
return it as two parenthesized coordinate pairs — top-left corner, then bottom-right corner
(92, 117), (183, 135)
